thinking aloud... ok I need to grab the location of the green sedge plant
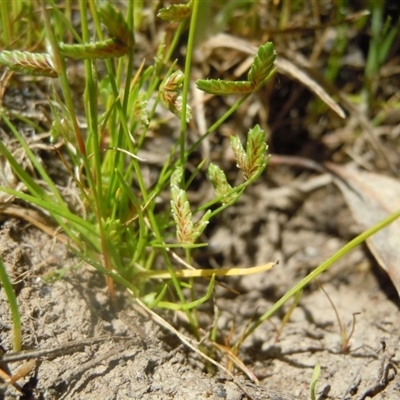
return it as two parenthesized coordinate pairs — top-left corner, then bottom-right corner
(0, 0), (276, 348)
(1, 0), (400, 380)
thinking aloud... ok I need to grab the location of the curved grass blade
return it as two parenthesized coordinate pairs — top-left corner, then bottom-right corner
(238, 207), (400, 346)
(0, 186), (99, 250)
(157, 274), (216, 310)
(0, 257), (22, 352)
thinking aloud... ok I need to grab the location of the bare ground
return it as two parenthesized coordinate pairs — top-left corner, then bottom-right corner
(1, 174), (400, 399)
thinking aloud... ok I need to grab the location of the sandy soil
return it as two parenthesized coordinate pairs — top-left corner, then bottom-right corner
(1, 176), (400, 399)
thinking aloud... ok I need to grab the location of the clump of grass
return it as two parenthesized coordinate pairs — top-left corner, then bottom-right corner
(0, 0), (276, 356)
(2, 1), (399, 381)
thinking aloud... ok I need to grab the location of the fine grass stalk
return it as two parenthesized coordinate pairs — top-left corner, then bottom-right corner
(0, 257), (22, 352)
(236, 206), (400, 349)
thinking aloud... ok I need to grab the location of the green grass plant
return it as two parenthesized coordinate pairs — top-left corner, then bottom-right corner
(0, 0), (276, 348)
(1, 1), (400, 382)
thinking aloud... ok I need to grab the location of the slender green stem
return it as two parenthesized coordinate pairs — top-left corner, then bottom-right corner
(180, 0), (200, 165)
(87, 0), (132, 206)
(116, 170), (147, 264)
(146, 20), (187, 97)
(72, 251), (140, 297)
(185, 247), (199, 332)
(122, 0), (135, 112)
(186, 93), (252, 157)
(80, 0), (102, 205)
(156, 4), (207, 334)
(0, 117), (55, 199)
(40, 0), (86, 156)
(148, 211), (200, 338)
(196, 163), (266, 215)
(238, 207), (400, 346)
(0, 185), (100, 250)
(0, 258), (22, 352)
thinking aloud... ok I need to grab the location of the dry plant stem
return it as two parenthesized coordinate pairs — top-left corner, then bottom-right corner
(0, 336), (135, 363)
(0, 205), (70, 246)
(212, 342), (259, 383)
(337, 91), (395, 172)
(136, 261), (276, 279)
(269, 154), (361, 197)
(169, 250), (240, 294)
(134, 298), (233, 378)
(307, 65), (394, 171)
(277, 289), (302, 340)
(7, 360), (36, 385)
(276, 57), (345, 118)
(346, 313), (361, 352)
(269, 154), (326, 173)
(318, 282), (356, 353)
(0, 369), (23, 393)
(0, 360), (36, 394)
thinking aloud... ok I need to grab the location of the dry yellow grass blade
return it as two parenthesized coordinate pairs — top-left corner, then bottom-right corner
(136, 261), (277, 279)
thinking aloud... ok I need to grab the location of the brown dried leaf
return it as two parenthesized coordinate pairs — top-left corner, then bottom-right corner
(327, 163), (400, 296)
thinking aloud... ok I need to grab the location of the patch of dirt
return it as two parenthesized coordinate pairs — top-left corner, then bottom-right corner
(1, 175), (400, 399)
(0, 219), (294, 400)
